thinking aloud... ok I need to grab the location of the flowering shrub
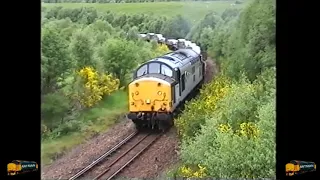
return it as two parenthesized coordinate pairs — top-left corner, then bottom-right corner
(236, 122), (260, 139)
(178, 164), (207, 178)
(179, 74), (275, 178)
(75, 67), (120, 108)
(175, 75), (232, 139)
(153, 43), (170, 57)
(218, 123), (232, 133)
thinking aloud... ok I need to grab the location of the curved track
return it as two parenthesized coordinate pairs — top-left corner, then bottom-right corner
(68, 130), (163, 180)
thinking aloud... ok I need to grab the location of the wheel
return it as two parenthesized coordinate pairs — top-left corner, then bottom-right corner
(134, 122), (144, 130)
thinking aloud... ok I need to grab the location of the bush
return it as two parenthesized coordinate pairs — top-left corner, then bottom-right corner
(178, 74), (276, 178)
(175, 75), (232, 139)
(153, 43), (171, 57)
(41, 92), (72, 130)
(75, 66), (120, 108)
(213, 75), (260, 129)
(177, 164), (208, 178)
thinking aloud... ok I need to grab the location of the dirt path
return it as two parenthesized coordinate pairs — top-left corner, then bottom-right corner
(41, 58), (219, 180)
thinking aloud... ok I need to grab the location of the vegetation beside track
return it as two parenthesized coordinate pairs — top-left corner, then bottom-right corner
(41, 0), (275, 178)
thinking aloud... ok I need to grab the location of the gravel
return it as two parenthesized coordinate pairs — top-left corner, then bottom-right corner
(117, 127), (180, 179)
(41, 119), (136, 180)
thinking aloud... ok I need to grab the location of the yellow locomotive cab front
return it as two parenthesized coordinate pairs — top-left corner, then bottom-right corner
(7, 163), (17, 175)
(128, 77), (172, 113)
(286, 163), (295, 176)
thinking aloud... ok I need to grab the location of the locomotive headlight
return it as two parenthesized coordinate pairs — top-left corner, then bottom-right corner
(135, 91), (139, 95)
(157, 91), (162, 95)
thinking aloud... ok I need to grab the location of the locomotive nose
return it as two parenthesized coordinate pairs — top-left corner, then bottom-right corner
(128, 78), (171, 112)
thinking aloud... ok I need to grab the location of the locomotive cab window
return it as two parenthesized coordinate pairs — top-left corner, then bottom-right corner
(12, 160), (19, 164)
(149, 63), (160, 74)
(161, 64), (173, 77)
(136, 64), (147, 77)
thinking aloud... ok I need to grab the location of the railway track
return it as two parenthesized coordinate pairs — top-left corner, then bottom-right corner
(68, 130), (163, 180)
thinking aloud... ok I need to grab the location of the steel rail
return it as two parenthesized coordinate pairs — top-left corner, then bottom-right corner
(93, 132), (162, 180)
(68, 130), (138, 180)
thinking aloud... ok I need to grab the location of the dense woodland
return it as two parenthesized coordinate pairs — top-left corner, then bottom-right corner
(41, 0), (275, 178)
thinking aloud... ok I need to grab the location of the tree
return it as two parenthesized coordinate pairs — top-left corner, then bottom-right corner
(127, 26), (139, 41)
(41, 25), (74, 94)
(161, 15), (191, 38)
(69, 28), (95, 68)
(94, 39), (142, 86)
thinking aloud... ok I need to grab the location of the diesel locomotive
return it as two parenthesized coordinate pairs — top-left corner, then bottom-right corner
(7, 160), (38, 176)
(127, 44), (206, 130)
(286, 160), (316, 176)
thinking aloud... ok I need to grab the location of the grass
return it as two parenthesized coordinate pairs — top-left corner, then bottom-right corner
(41, 90), (128, 166)
(42, 1), (246, 23)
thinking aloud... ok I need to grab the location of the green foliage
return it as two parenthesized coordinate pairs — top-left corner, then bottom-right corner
(177, 164), (208, 178)
(214, 76), (259, 129)
(94, 38), (142, 86)
(179, 75), (275, 178)
(43, 1), (246, 24)
(69, 28), (95, 68)
(75, 67), (120, 108)
(221, 8), (241, 21)
(211, 0), (276, 81)
(41, 92), (72, 130)
(41, 91), (128, 165)
(175, 75), (232, 139)
(161, 14), (191, 38)
(186, 11), (223, 47)
(176, 0), (276, 178)
(41, 24), (74, 94)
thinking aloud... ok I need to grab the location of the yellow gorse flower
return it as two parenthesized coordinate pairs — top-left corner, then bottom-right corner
(178, 164), (207, 178)
(175, 75), (232, 137)
(218, 123), (232, 133)
(236, 122), (260, 139)
(76, 66), (120, 108)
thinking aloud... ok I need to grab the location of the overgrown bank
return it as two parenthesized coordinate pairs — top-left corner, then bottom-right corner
(171, 0), (276, 178)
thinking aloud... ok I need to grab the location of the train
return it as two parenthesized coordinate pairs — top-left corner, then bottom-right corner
(138, 33), (207, 59)
(7, 160), (38, 176)
(127, 33), (207, 130)
(286, 160), (316, 176)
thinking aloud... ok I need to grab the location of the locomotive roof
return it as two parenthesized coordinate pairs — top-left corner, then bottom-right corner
(149, 49), (200, 69)
(133, 73), (176, 84)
